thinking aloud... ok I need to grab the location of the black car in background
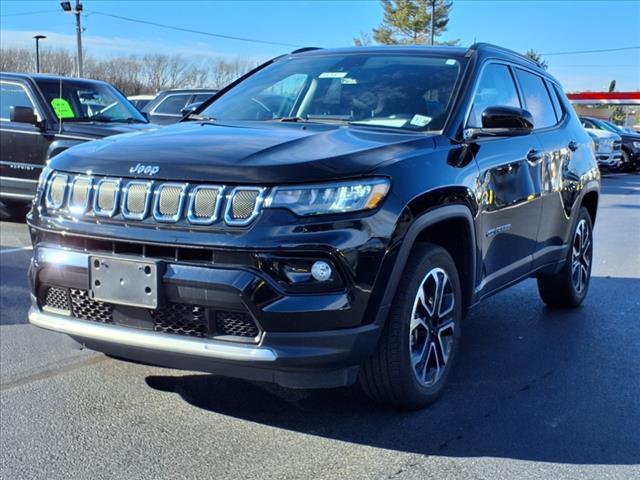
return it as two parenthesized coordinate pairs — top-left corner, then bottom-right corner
(28, 44), (599, 409)
(580, 115), (640, 171)
(141, 88), (219, 124)
(0, 73), (152, 209)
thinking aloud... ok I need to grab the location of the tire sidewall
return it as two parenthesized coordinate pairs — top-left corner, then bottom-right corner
(393, 246), (463, 403)
(565, 208), (594, 304)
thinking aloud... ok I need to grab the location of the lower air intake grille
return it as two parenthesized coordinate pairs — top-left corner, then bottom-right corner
(216, 311), (259, 338)
(70, 288), (114, 323)
(151, 303), (207, 337)
(44, 287), (70, 312)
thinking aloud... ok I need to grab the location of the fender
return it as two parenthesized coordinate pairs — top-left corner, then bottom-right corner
(47, 139), (85, 160)
(373, 204), (477, 328)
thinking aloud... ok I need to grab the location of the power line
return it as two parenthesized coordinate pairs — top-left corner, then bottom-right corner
(540, 46), (640, 56)
(87, 11), (302, 48)
(0, 9), (59, 17)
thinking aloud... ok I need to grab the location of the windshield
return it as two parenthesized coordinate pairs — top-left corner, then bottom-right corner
(591, 117), (621, 134)
(35, 78), (147, 123)
(200, 53), (464, 131)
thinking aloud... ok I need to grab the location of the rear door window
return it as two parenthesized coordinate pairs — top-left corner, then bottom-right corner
(154, 94), (191, 115)
(513, 69), (557, 129)
(467, 63), (521, 128)
(192, 93), (215, 103)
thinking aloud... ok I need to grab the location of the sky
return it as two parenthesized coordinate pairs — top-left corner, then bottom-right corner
(1, 0), (639, 92)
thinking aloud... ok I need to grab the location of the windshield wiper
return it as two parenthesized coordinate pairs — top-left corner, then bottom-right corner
(188, 113), (216, 122)
(109, 117), (147, 124)
(271, 116), (308, 123)
(271, 115), (350, 125)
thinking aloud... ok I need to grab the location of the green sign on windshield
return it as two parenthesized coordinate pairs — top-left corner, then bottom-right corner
(50, 98), (75, 119)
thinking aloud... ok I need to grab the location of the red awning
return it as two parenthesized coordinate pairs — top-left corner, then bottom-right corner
(567, 91), (640, 105)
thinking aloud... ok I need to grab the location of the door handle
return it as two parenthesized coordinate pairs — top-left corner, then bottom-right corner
(526, 149), (543, 164)
(568, 140), (578, 151)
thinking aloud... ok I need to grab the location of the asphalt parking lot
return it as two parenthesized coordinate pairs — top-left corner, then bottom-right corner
(1, 173), (639, 480)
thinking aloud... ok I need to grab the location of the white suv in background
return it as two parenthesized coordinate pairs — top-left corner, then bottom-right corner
(585, 128), (622, 170)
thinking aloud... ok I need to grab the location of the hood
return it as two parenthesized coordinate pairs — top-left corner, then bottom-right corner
(585, 128), (621, 140)
(61, 121), (155, 139)
(50, 121), (434, 183)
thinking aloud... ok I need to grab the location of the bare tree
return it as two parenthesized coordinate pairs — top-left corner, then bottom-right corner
(0, 46), (256, 94)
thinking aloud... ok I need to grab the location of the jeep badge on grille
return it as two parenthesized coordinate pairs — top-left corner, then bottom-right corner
(129, 163), (160, 176)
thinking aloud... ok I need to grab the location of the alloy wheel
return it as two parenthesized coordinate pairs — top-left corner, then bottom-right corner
(571, 219), (592, 294)
(409, 267), (455, 386)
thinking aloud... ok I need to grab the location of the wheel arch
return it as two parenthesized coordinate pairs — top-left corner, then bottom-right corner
(580, 189), (599, 225)
(373, 204), (477, 328)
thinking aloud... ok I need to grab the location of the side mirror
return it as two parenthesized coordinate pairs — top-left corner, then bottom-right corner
(181, 102), (203, 117)
(10, 106), (40, 126)
(482, 106), (534, 130)
(464, 106), (534, 141)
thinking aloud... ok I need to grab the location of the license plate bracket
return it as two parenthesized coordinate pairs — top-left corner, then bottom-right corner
(89, 255), (162, 309)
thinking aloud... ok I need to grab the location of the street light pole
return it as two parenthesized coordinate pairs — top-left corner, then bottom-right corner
(33, 35), (46, 73)
(60, 1), (83, 77)
(75, 0), (83, 77)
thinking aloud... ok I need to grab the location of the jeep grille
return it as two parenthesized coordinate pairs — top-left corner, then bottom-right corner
(44, 172), (266, 227)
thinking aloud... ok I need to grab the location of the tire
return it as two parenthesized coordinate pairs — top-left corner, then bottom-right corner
(0, 200), (30, 221)
(622, 151), (632, 172)
(537, 207), (593, 308)
(359, 243), (463, 410)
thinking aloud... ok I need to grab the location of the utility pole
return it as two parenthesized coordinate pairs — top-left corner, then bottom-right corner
(60, 1), (83, 77)
(430, 0), (436, 45)
(33, 35), (46, 73)
(75, 0), (83, 77)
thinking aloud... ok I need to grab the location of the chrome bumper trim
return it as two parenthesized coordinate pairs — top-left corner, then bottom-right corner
(37, 247), (88, 269)
(28, 307), (277, 362)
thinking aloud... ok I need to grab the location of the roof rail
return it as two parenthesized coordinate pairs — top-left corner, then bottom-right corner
(468, 42), (541, 68)
(290, 47), (323, 55)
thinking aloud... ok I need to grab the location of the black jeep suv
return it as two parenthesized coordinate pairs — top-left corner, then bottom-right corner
(27, 44), (599, 409)
(0, 73), (151, 208)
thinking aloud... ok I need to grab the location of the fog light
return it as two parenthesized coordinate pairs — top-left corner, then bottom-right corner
(311, 261), (332, 282)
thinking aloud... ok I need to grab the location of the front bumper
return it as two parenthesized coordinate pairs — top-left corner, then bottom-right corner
(28, 244), (384, 388)
(596, 152), (622, 167)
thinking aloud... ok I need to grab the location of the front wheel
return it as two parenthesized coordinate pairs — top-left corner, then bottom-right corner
(537, 207), (593, 308)
(359, 243), (462, 410)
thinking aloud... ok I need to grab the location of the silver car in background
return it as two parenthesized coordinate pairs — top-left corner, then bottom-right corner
(585, 128), (622, 170)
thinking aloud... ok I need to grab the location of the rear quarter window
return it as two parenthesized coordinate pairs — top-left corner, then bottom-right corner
(154, 94), (191, 114)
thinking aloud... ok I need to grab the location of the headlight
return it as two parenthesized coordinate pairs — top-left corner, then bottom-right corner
(633, 141), (640, 149)
(265, 178), (390, 216)
(597, 139), (613, 153)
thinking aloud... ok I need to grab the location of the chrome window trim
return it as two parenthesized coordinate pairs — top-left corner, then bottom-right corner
(45, 173), (69, 210)
(67, 175), (94, 215)
(224, 186), (267, 227)
(187, 185), (225, 225)
(153, 182), (188, 223)
(121, 180), (154, 220)
(92, 178), (122, 218)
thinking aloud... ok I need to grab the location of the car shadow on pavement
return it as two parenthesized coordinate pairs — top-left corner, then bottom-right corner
(144, 276), (640, 466)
